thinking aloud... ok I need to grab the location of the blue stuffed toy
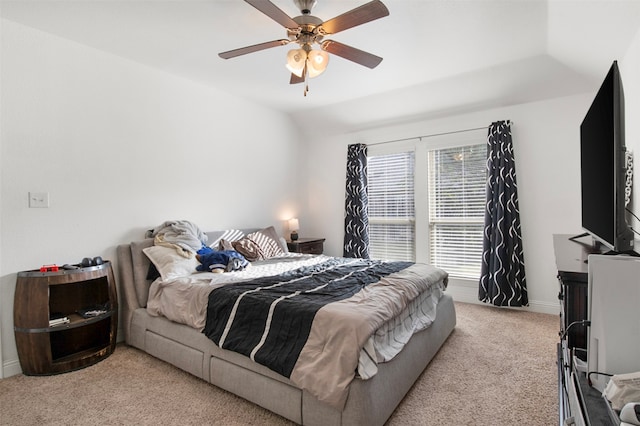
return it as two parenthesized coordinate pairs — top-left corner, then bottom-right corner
(196, 250), (249, 273)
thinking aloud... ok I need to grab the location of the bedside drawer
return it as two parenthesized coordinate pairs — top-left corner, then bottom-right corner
(287, 238), (325, 255)
(300, 241), (323, 254)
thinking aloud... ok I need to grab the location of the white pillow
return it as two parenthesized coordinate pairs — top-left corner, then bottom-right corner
(279, 237), (289, 253)
(143, 246), (198, 281)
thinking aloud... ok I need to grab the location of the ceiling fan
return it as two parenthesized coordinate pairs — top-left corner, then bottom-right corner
(218, 0), (389, 95)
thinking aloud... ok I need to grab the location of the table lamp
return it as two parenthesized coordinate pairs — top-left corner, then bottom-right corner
(289, 218), (299, 241)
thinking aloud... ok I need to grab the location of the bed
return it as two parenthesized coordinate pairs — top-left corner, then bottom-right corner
(116, 226), (456, 425)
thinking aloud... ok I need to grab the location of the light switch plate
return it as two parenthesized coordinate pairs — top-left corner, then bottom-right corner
(29, 192), (49, 208)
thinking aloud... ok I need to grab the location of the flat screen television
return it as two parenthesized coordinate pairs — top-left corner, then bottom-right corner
(579, 60), (634, 253)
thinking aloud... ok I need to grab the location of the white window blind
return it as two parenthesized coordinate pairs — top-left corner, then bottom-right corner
(367, 151), (415, 261)
(428, 144), (486, 278)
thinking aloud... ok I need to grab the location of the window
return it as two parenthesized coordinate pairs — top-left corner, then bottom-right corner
(367, 134), (486, 279)
(428, 144), (486, 278)
(367, 152), (415, 261)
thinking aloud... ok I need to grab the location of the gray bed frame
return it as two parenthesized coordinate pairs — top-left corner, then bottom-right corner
(116, 230), (456, 426)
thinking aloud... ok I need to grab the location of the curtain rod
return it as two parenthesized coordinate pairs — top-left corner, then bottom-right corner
(366, 125), (490, 147)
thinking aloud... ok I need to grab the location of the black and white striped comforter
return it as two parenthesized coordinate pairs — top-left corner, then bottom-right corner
(201, 256), (448, 409)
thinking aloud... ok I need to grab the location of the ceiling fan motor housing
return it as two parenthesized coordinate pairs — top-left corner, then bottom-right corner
(289, 15), (323, 45)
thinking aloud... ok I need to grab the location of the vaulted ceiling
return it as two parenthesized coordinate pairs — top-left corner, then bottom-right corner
(3, 0), (640, 131)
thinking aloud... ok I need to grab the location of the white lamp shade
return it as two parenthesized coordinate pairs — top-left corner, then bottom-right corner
(307, 50), (329, 78)
(286, 49), (307, 77)
(289, 218), (300, 231)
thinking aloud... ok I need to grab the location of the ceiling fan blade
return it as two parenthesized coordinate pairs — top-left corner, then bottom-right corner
(290, 72), (305, 84)
(319, 0), (389, 35)
(245, 0), (299, 29)
(219, 39), (289, 59)
(322, 40), (383, 69)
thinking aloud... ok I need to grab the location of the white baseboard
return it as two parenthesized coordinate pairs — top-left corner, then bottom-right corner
(446, 284), (559, 315)
(3, 358), (22, 378)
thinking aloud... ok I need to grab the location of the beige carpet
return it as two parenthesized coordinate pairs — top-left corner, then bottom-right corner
(0, 302), (558, 425)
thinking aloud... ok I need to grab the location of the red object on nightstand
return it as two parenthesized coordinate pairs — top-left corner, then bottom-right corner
(39, 264), (59, 272)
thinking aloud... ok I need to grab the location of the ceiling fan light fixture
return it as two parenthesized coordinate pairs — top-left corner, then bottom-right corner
(286, 48), (307, 77)
(306, 49), (329, 78)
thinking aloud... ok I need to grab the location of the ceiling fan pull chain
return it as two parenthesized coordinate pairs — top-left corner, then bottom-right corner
(304, 63), (309, 96)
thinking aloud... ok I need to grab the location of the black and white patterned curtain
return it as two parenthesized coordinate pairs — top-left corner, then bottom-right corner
(343, 144), (370, 258)
(479, 121), (528, 306)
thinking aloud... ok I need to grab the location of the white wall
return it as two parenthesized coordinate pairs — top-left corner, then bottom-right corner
(302, 93), (595, 314)
(0, 20), (303, 377)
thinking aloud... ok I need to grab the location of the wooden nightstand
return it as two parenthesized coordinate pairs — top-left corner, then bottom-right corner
(14, 262), (118, 375)
(287, 238), (325, 255)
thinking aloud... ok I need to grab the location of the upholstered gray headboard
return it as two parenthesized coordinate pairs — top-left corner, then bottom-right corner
(116, 228), (260, 343)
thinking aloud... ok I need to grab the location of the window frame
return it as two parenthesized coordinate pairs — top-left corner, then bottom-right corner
(366, 128), (486, 281)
